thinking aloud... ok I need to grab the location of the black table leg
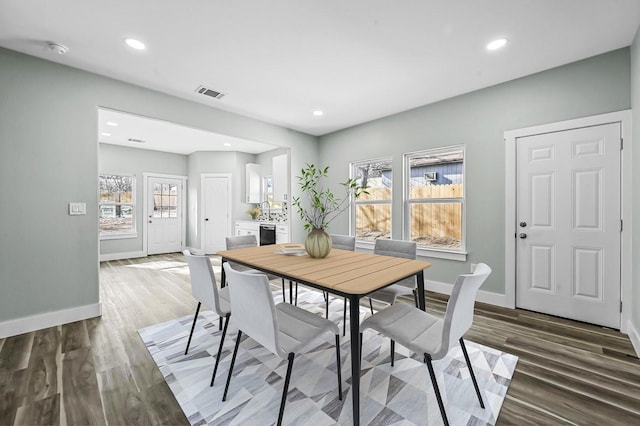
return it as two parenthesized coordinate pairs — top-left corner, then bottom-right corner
(417, 270), (426, 311)
(348, 293), (360, 425)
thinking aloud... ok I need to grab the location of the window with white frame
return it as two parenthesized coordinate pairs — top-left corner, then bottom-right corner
(351, 158), (393, 242)
(99, 174), (135, 236)
(405, 147), (464, 252)
(263, 176), (283, 210)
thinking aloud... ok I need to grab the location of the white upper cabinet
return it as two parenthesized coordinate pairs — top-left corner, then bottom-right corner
(272, 154), (289, 202)
(245, 163), (261, 203)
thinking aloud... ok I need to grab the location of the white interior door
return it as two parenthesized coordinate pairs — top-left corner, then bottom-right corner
(147, 176), (183, 255)
(203, 175), (231, 254)
(516, 123), (621, 328)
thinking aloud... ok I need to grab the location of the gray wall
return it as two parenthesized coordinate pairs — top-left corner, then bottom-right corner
(631, 29), (640, 334)
(99, 143), (188, 255)
(318, 48), (631, 295)
(186, 151), (257, 250)
(0, 47), (317, 326)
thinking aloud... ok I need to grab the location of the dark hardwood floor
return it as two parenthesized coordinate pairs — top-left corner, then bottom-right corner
(0, 253), (638, 425)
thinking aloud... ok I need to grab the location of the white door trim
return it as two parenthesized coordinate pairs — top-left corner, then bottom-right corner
(504, 110), (632, 332)
(143, 172), (188, 256)
(200, 173), (233, 253)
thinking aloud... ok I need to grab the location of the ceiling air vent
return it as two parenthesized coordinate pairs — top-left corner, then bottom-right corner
(195, 85), (225, 100)
(128, 138), (146, 143)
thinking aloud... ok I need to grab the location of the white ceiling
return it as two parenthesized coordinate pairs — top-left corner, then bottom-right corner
(98, 108), (278, 155)
(1, 0), (639, 138)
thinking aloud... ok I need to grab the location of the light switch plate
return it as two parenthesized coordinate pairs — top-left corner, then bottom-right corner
(69, 202), (87, 215)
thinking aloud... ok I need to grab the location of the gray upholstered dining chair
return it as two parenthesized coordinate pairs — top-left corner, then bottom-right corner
(222, 263), (342, 426)
(367, 239), (418, 312)
(360, 263), (492, 426)
(225, 235), (287, 301)
(181, 250), (231, 387)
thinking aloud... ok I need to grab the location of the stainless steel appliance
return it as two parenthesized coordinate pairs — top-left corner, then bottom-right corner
(259, 224), (276, 246)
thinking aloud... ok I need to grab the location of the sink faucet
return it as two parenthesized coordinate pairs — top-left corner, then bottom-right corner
(261, 200), (271, 220)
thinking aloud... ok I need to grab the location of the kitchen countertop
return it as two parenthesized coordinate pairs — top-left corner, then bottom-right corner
(236, 220), (288, 225)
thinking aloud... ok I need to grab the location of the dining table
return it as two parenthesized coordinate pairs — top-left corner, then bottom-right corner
(217, 243), (431, 426)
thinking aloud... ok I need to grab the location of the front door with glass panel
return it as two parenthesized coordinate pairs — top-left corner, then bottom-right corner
(147, 177), (183, 255)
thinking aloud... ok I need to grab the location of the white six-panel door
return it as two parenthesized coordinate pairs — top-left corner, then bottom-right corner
(516, 123), (621, 328)
(203, 175), (231, 254)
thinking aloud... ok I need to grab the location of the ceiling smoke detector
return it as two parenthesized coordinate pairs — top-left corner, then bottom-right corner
(195, 85), (225, 100)
(47, 42), (69, 55)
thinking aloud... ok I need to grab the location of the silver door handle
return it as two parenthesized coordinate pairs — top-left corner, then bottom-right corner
(519, 233), (527, 239)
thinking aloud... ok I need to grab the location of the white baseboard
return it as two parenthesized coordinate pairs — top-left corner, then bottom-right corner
(426, 279), (507, 307)
(100, 250), (146, 262)
(0, 302), (102, 339)
(628, 320), (640, 359)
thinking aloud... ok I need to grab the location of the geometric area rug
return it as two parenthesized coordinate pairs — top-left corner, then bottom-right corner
(138, 287), (518, 426)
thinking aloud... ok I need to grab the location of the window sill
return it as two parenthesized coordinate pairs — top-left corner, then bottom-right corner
(100, 232), (138, 241)
(417, 247), (467, 262)
(355, 240), (467, 261)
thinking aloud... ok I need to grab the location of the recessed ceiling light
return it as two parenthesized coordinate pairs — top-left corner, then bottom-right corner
(313, 110), (324, 117)
(487, 38), (507, 51)
(106, 121), (118, 127)
(124, 38), (146, 50)
(224, 143), (231, 147)
(101, 132), (111, 137)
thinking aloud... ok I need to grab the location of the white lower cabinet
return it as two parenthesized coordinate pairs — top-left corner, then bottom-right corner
(235, 221), (260, 238)
(235, 221), (289, 243)
(275, 224), (289, 244)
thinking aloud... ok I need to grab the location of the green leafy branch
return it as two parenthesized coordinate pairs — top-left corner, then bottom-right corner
(291, 164), (368, 232)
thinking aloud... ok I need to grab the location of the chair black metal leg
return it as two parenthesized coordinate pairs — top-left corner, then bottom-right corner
(277, 353), (296, 426)
(222, 330), (243, 401)
(359, 332), (363, 361)
(295, 282), (298, 305)
(185, 302), (201, 355)
(289, 281), (293, 305)
(342, 298), (348, 337)
(460, 338), (485, 408)
(413, 289), (419, 308)
(210, 313), (230, 387)
(325, 292), (329, 319)
(335, 335), (343, 400)
(425, 353), (449, 426)
(281, 279), (287, 303)
(369, 298), (374, 315)
(390, 340), (395, 367)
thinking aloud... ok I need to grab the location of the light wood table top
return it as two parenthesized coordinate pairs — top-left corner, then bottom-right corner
(217, 244), (431, 296)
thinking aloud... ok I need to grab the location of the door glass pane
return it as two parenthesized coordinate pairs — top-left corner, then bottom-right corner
(169, 206), (177, 218)
(162, 183), (169, 193)
(409, 202), (462, 249)
(154, 183), (162, 195)
(355, 204), (391, 241)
